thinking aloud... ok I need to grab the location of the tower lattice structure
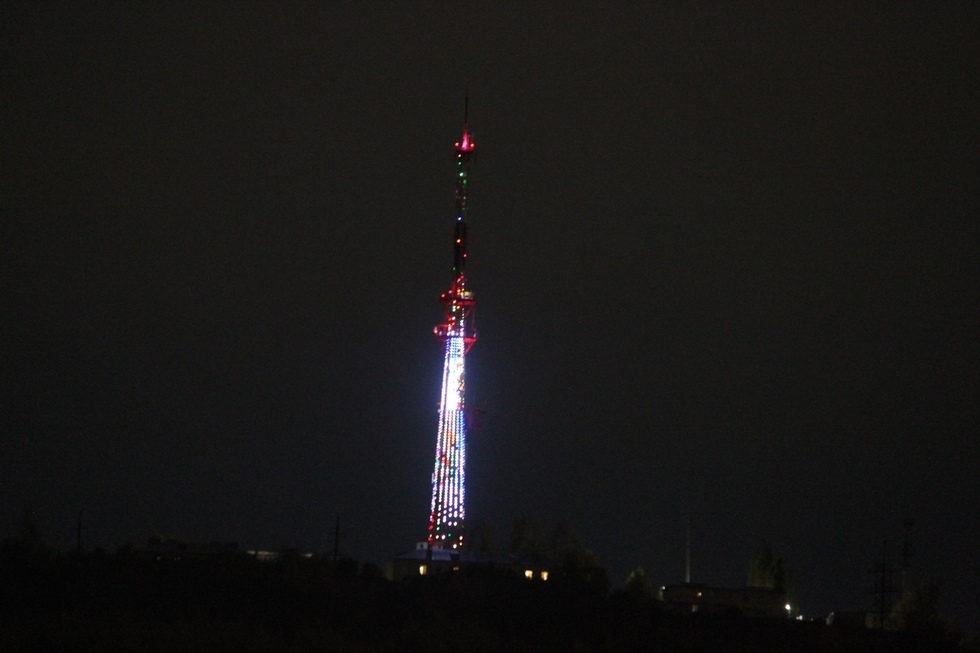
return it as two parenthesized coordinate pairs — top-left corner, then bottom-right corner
(427, 108), (477, 550)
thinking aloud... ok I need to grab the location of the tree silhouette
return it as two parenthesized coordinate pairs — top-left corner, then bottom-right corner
(747, 541), (793, 596)
(624, 566), (655, 598)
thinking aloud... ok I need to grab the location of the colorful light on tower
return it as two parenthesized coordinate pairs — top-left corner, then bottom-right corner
(427, 105), (477, 550)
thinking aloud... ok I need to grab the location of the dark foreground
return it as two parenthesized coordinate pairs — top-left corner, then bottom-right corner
(2, 543), (975, 653)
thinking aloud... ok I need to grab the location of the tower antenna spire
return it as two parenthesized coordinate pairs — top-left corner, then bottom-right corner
(426, 103), (478, 550)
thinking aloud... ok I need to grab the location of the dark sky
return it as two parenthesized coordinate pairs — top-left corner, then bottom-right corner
(2, 1), (978, 631)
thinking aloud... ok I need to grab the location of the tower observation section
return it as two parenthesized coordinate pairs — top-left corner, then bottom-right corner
(427, 110), (477, 550)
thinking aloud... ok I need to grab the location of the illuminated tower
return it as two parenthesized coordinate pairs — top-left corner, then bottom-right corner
(426, 105), (477, 550)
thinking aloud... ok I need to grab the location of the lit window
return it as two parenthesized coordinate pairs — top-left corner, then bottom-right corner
(419, 565), (427, 576)
(524, 569), (533, 579)
(541, 571), (549, 581)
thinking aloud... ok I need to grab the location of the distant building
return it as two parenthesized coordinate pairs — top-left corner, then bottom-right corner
(660, 583), (791, 619)
(129, 537), (239, 561)
(387, 542), (551, 582)
(245, 548), (314, 562)
(125, 537), (314, 563)
(826, 611), (872, 629)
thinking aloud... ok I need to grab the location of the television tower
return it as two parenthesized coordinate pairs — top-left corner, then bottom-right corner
(426, 102), (477, 550)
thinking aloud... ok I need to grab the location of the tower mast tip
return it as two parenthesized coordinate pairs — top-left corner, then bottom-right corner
(457, 95), (474, 153)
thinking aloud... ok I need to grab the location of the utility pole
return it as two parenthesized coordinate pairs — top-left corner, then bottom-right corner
(870, 539), (897, 630)
(901, 519), (914, 597)
(75, 509), (83, 555)
(685, 513), (691, 584)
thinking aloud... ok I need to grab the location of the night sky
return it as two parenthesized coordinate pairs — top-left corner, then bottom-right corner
(2, 2), (978, 631)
